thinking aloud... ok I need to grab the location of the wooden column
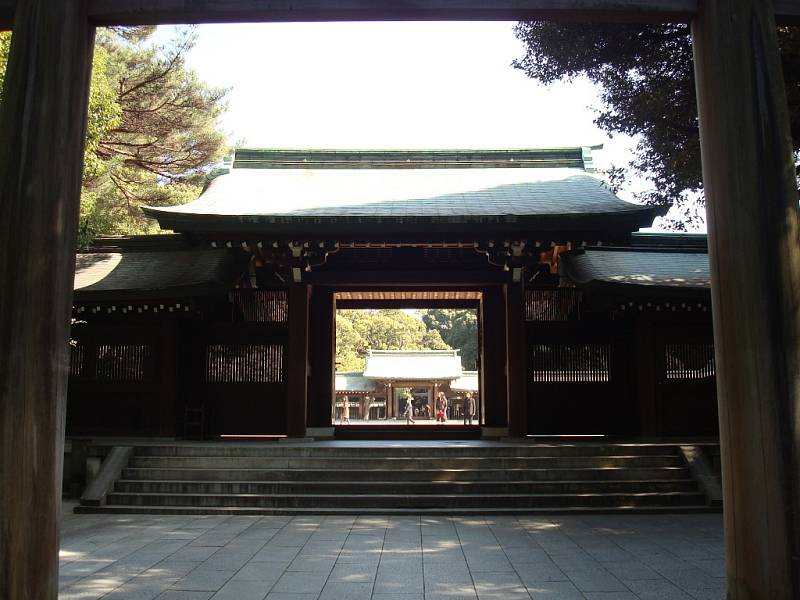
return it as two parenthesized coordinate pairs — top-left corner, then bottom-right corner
(633, 316), (658, 437)
(286, 283), (310, 437)
(692, 1), (800, 597)
(308, 286), (334, 428)
(158, 323), (178, 437)
(481, 286), (508, 429)
(0, 2), (94, 599)
(505, 282), (528, 437)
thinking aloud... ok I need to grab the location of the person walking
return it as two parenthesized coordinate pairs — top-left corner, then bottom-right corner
(463, 392), (476, 425)
(342, 395), (350, 424)
(404, 397), (415, 424)
(436, 392), (448, 424)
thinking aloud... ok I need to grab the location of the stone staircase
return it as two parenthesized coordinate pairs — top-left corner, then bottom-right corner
(75, 442), (716, 515)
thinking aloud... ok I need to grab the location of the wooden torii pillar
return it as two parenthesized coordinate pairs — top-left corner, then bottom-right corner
(0, 0), (94, 597)
(692, 1), (800, 596)
(0, 1), (798, 599)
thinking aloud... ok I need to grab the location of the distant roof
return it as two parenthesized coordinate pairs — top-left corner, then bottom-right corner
(335, 372), (376, 394)
(362, 350), (464, 382)
(450, 371), (479, 393)
(73, 249), (247, 300)
(560, 247), (711, 291)
(142, 148), (662, 235)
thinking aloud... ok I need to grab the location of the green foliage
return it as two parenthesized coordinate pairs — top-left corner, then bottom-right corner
(84, 27), (228, 238)
(0, 32), (10, 105)
(335, 310), (451, 372)
(420, 309), (479, 370)
(513, 23), (800, 229)
(0, 27), (227, 244)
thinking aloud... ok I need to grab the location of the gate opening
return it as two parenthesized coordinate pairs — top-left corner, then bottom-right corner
(332, 291), (483, 428)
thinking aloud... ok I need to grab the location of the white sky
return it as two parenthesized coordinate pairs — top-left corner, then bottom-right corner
(157, 22), (701, 231)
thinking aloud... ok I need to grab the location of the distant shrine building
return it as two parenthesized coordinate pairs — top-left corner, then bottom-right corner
(69, 148), (716, 439)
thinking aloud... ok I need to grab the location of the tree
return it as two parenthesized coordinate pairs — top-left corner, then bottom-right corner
(83, 27), (228, 239)
(513, 23), (800, 229)
(335, 310), (451, 372)
(420, 309), (479, 370)
(0, 27), (228, 243)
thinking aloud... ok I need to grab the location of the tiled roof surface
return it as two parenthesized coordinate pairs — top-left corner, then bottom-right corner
(74, 250), (245, 297)
(144, 168), (650, 221)
(450, 371), (479, 392)
(334, 372), (376, 393)
(362, 350), (464, 381)
(560, 248), (711, 289)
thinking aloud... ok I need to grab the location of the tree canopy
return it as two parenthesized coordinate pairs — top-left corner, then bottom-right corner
(335, 310), (451, 372)
(420, 309), (479, 370)
(513, 23), (800, 229)
(0, 27), (228, 244)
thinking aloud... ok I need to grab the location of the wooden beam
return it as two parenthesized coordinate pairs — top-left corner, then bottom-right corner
(0, 1), (94, 599)
(0, 0), (797, 29)
(307, 271), (510, 286)
(692, 1), (800, 597)
(84, 0), (693, 25)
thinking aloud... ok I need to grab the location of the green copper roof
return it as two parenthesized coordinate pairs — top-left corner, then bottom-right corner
(73, 249), (247, 299)
(232, 147), (597, 170)
(560, 247), (711, 290)
(143, 147), (661, 236)
(335, 372), (376, 393)
(362, 349), (464, 381)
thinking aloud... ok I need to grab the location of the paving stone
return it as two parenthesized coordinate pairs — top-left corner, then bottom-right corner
(318, 581), (374, 600)
(251, 545), (302, 563)
(209, 579), (271, 600)
(624, 578), (697, 599)
(564, 567), (628, 593)
(58, 505), (728, 600)
(270, 570), (330, 595)
(329, 562), (378, 583)
(471, 571), (527, 595)
(374, 568), (424, 594)
(233, 562), (286, 582)
(691, 558), (726, 578)
(170, 547), (220, 563)
(60, 559), (116, 577)
(424, 580), (478, 598)
(524, 580), (584, 599)
(156, 593), (214, 600)
(514, 561), (569, 584)
(603, 560), (661, 581)
(286, 555), (337, 572)
(171, 569), (235, 592)
(98, 580), (169, 600)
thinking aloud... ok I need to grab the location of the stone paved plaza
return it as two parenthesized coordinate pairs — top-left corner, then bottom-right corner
(59, 503), (725, 600)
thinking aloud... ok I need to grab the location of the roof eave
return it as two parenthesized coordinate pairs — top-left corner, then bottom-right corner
(142, 206), (662, 238)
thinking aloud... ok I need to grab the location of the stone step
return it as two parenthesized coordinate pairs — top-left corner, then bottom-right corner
(128, 444), (682, 459)
(114, 478), (700, 495)
(75, 504), (719, 516)
(105, 491), (708, 509)
(128, 455), (684, 470)
(121, 466), (691, 482)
